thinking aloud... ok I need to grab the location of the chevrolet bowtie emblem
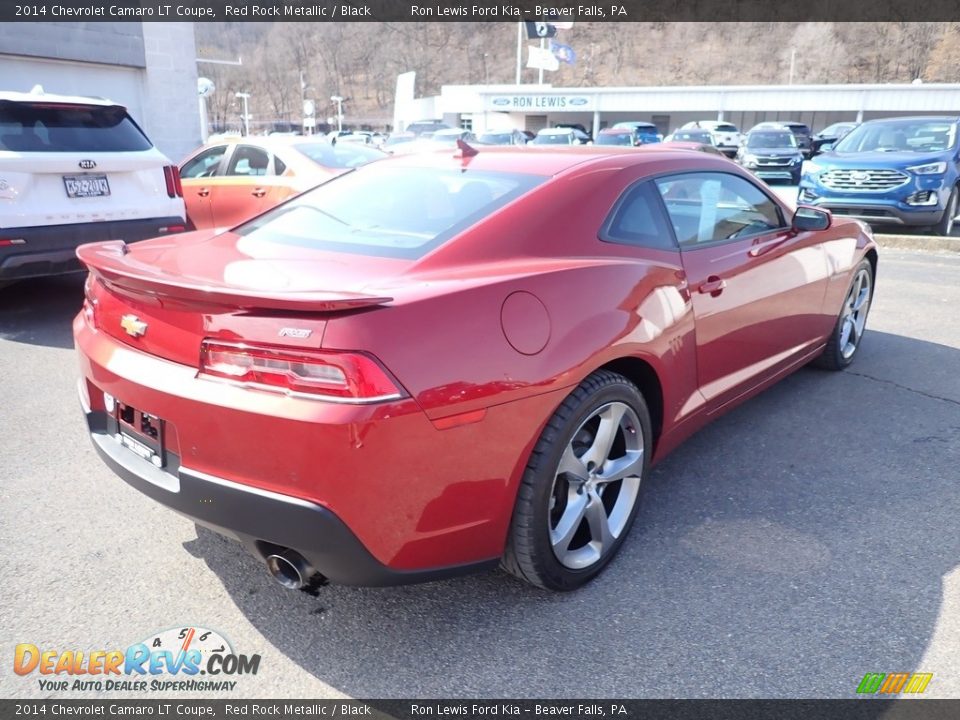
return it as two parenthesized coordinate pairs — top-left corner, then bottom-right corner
(120, 314), (148, 337)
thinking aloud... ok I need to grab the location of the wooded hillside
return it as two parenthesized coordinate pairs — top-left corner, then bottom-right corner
(195, 22), (960, 130)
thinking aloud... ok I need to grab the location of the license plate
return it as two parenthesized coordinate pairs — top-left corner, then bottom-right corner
(64, 174), (110, 198)
(112, 401), (166, 468)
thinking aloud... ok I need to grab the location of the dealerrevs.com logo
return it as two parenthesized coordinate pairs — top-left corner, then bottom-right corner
(14, 626), (261, 692)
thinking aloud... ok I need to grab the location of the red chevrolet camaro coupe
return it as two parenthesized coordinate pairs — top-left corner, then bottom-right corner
(74, 145), (877, 592)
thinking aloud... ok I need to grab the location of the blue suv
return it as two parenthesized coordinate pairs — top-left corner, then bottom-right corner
(799, 116), (960, 235)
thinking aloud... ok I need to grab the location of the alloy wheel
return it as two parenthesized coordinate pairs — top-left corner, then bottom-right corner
(548, 402), (644, 569)
(839, 267), (872, 359)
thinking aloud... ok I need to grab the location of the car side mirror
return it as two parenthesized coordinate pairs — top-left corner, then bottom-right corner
(821, 143), (834, 152)
(793, 206), (831, 232)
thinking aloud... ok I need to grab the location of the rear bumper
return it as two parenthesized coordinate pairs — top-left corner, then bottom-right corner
(73, 312), (557, 585)
(0, 217), (184, 281)
(83, 406), (497, 586)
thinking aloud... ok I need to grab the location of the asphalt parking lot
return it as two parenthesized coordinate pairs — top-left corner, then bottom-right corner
(1, 248), (959, 700)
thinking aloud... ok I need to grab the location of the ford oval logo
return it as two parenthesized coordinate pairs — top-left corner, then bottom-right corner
(569, 98), (589, 106)
(492, 98), (511, 107)
(78, 159), (96, 170)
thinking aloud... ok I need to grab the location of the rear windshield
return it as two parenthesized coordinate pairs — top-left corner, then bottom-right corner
(293, 142), (383, 169)
(597, 133), (633, 146)
(235, 165), (545, 260)
(674, 131), (711, 142)
(532, 133), (571, 145)
(478, 133), (512, 144)
(714, 124), (738, 132)
(0, 102), (151, 152)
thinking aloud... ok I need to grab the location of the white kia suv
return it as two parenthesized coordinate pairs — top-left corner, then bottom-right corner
(0, 88), (186, 283)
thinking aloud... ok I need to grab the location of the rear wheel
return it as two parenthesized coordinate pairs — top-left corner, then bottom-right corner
(502, 370), (651, 591)
(814, 259), (874, 370)
(934, 187), (959, 236)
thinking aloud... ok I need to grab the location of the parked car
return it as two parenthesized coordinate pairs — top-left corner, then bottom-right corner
(612, 121), (662, 144)
(531, 127), (591, 145)
(330, 130), (383, 146)
(179, 136), (385, 229)
(596, 128), (639, 146)
(657, 141), (725, 156)
(751, 121), (813, 157)
(389, 128), (480, 156)
(799, 116), (960, 235)
(75, 146), (877, 592)
(680, 121), (741, 157)
(810, 122), (859, 156)
(665, 129), (717, 147)
(383, 131), (417, 151)
(404, 119), (452, 137)
(477, 129), (529, 146)
(0, 88), (185, 285)
(553, 123), (593, 142)
(736, 128), (805, 184)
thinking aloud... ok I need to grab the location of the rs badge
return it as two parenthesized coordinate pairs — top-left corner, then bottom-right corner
(120, 315), (148, 337)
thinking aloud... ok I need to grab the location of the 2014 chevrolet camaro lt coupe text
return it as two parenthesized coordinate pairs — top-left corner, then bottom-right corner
(74, 146), (878, 592)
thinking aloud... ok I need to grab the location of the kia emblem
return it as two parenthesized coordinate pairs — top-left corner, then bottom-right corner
(79, 159), (97, 170)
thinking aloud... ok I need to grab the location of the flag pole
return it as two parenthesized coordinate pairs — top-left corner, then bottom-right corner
(516, 22), (523, 85)
(538, 36), (545, 85)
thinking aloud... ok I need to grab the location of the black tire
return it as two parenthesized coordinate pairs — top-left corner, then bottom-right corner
(814, 259), (874, 371)
(501, 370), (652, 591)
(934, 186), (959, 237)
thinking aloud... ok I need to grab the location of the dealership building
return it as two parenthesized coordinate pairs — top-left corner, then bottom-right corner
(399, 82), (960, 136)
(0, 22), (199, 161)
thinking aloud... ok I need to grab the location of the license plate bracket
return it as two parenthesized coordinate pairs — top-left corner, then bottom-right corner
(111, 401), (166, 468)
(63, 174), (110, 198)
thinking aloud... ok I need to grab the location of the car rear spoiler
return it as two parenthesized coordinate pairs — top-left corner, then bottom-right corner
(76, 240), (393, 313)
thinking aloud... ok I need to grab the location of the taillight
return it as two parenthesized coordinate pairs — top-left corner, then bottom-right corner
(198, 341), (405, 402)
(163, 165), (183, 198)
(82, 273), (98, 328)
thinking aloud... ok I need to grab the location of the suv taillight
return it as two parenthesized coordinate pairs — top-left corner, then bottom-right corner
(199, 341), (406, 402)
(163, 165), (183, 198)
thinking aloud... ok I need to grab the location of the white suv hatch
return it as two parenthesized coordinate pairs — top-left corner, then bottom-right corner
(0, 88), (186, 282)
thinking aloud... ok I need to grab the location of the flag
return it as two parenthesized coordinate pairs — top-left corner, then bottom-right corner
(550, 40), (576, 65)
(525, 21), (557, 39)
(527, 45), (560, 72)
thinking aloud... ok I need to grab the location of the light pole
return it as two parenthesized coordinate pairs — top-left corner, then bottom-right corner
(234, 91), (251, 136)
(330, 95), (344, 132)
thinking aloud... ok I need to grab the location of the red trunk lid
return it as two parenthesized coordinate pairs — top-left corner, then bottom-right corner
(78, 231), (405, 366)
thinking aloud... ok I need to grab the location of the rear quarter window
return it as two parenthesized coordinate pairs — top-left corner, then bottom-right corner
(0, 102), (152, 152)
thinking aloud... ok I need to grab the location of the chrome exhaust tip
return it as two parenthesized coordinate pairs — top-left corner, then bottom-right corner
(265, 550), (313, 590)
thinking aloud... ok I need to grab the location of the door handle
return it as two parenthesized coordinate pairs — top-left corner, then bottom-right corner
(251, 188), (267, 198)
(698, 276), (726, 297)
(197, 188), (210, 197)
